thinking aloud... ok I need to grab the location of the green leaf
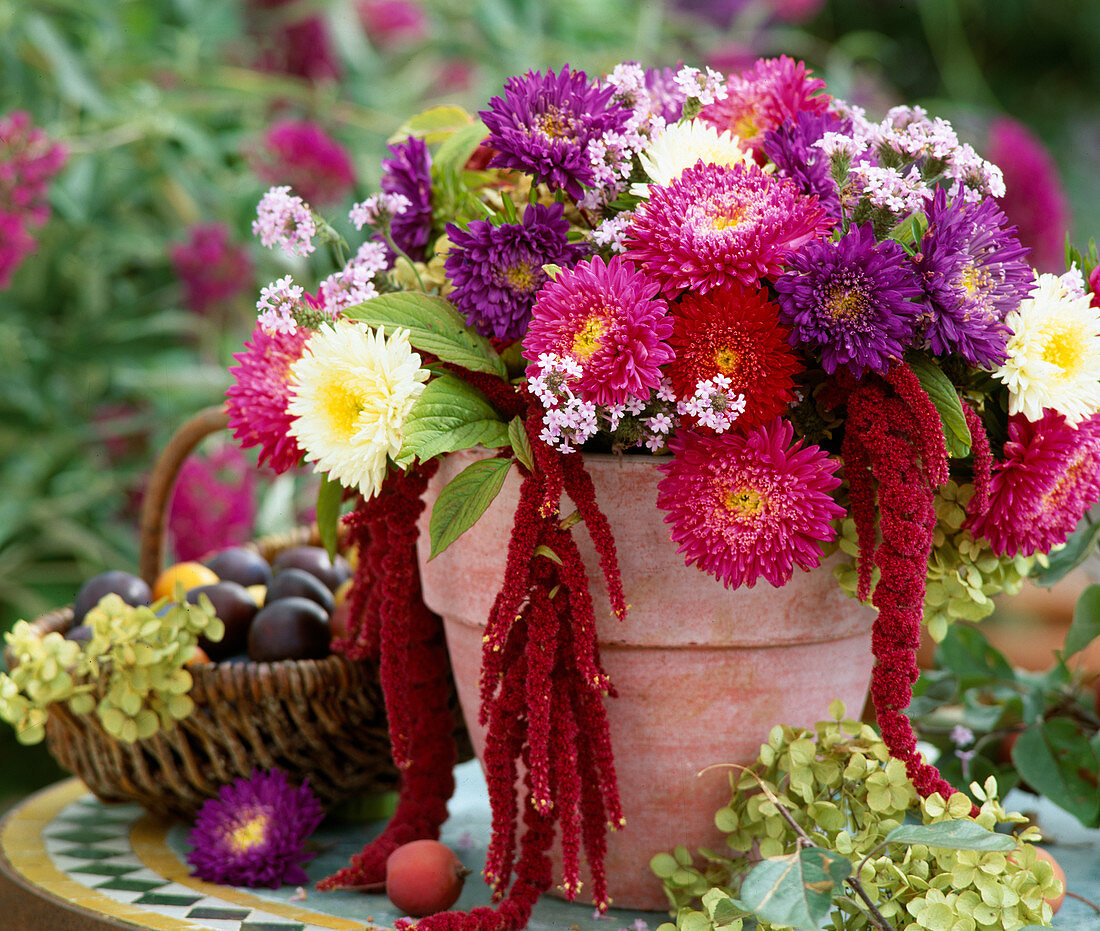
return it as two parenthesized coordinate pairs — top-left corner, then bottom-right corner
(344, 292), (507, 379)
(428, 457), (512, 560)
(431, 120), (488, 178)
(907, 354), (971, 458)
(399, 375), (510, 464)
(507, 416), (534, 473)
(884, 819), (1017, 851)
(934, 624), (1015, 690)
(388, 105), (474, 145)
(739, 847), (851, 930)
(316, 474), (344, 561)
(1031, 516), (1100, 587)
(1064, 584), (1100, 658)
(1012, 719), (1100, 827)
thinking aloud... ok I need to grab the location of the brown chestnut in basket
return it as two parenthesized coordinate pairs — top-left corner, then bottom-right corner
(265, 567), (335, 614)
(73, 570), (152, 625)
(247, 597), (331, 662)
(203, 546), (273, 588)
(188, 581), (258, 659)
(272, 545), (352, 592)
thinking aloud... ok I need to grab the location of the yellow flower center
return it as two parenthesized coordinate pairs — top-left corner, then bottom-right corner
(711, 206), (745, 231)
(725, 485), (765, 518)
(826, 287), (866, 320)
(571, 316), (607, 360)
(319, 377), (364, 439)
(714, 346), (740, 373)
(503, 262), (538, 293)
(537, 107), (573, 140)
(735, 113), (759, 140)
(1041, 322), (1085, 374)
(228, 815), (267, 853)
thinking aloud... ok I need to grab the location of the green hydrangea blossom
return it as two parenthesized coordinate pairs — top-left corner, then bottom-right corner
(0, 589), (222, 745)
(654, 708), (1060, 931)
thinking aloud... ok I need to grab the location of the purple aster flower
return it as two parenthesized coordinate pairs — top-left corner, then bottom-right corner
(480, 65), (632, 199)
(624, 161), (831, 296)
(444, 202), (588, 342)
(763, 110), (846, 217)
(380, 135), (433, 261)
(918, 186), (1033, 367)
(187, 768), (324, 888)
(774, 223), (925, 376)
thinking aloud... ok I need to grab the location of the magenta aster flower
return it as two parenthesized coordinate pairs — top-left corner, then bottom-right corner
(965, 410), (1100, 557)
(380, 135), (433, 261)
(656, 418), (844, 588)
(480, 65), (631, 199)
(986, 117), (1069, 274)
(522, 255), (674, 405)
(624, 161), (830, 296)
(918, 186), (1033, 367)
(444, 202), (588, 342)
(253, 120), (355, 206)
(170, 223), (254, 315)
(247, 0), (342, 83)
(187, 768), (324, 888)
(357, 0), (427, 46)
(774, 223), (924, 376)
(226, 322), (310, 473)
(699, 56), (830, 153)
(169, 444), (256, 562)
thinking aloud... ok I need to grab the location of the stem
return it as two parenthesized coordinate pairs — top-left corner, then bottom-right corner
(1066, 890), (1100, 914)
(844, 876), (899, 931)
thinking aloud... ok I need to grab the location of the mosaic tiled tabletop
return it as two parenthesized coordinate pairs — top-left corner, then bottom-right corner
(2, 760), (1099, 930)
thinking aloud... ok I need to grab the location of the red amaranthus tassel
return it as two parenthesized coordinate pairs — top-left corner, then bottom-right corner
(412, 399), (625, 931)
(841, 361), (960, 803)
(319, 461), (459, 890)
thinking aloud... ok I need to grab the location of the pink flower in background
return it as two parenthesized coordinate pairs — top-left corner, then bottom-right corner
(1089, 265), (1100, 309)
(247, 0), (341, 83)
(768, 0), (825, 21)
(357, 0), (427, 47)
(170, 223), (254, 314)
(0, 110), (67, 288)
(986, 117), (1070, 274)
(169, 443), (257, 562)
(252, 121), (355, 206)
(435, 60), (475, 94)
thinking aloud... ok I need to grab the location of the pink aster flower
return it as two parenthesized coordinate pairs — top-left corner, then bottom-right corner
(965, 410), (1100, 557)
(169, 443), (257, 562)
(357, 0), (427, 47)
(522, 255), (674, 405)
(226, 322), (310, 474)
(698, 56), (830, 153)
(252, 120), (355, 206)
(624, 161), (830, 296)
(169, 223), (254, 315)
(657, 418), (844, 588)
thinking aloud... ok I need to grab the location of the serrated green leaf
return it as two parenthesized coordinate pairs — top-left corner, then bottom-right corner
(908, 354), (971, 458)
(1064, 583), (1100, 658)
(344, 292), (507, 379)
(429, 457), (512, 560)
(316, 474), (344, 560)
(507, 416), (534, 472)
(884, 819), (1017, 851)
(739, 846), (851, 930)
(1012, 719), (1100, 827)
(388, 105), (474, 145)
(399, 375), (510, 463)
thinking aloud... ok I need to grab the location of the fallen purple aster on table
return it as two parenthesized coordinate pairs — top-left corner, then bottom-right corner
(444, 202), (588, 342)
(187, 768), (324, 888)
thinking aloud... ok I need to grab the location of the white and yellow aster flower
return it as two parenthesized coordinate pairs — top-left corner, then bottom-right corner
(287, 321), (429, 498)
(630, 118), (753, 198)
(993, 273), (1100, 424)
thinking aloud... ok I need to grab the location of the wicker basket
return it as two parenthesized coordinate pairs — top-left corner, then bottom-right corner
(12, 406), (467, 820)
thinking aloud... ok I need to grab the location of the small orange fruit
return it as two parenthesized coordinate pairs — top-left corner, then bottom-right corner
(152, 561), (219, 601)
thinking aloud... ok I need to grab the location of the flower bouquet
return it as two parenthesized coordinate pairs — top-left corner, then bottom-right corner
(226, 57), (1100, 928)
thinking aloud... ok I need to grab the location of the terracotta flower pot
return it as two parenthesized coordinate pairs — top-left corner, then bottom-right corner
(417, 449), (875, 911)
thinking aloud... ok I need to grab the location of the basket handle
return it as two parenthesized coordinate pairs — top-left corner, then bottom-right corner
(138, 405), (231, 585)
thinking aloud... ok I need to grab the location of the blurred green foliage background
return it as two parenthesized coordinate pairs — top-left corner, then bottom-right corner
(1, 0), (1097, 809)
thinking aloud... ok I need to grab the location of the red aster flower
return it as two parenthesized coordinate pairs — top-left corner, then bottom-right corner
(665, 282), (803, 431)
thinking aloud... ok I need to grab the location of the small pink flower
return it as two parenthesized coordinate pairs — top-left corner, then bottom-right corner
(169, 223), (254, 315)
(656, 418), (844, 589)
(357, 0), (427, 46)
